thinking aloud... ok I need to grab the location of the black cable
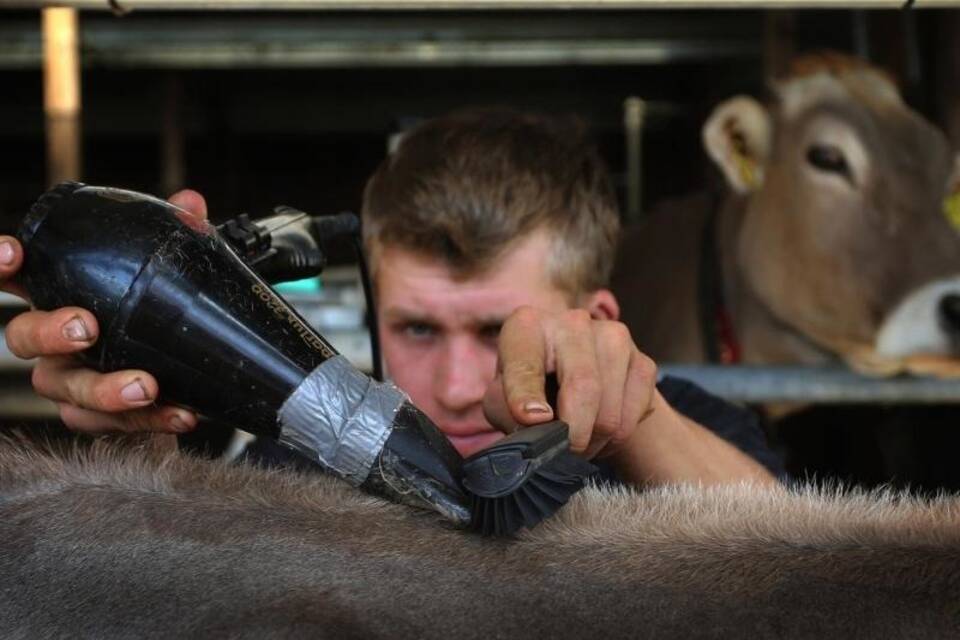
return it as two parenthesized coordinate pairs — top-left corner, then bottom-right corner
(302, 212), (381, 380)
(312, 212), (383, 381)
(354, 233), (384, 382)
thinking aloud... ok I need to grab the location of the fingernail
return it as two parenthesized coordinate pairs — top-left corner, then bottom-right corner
(523, 401), (551, 415)
(0, 241), (13, 266)
(120, 379), (150, 403)
(62, 316), (90, 342)
(168, 414), (192, 432)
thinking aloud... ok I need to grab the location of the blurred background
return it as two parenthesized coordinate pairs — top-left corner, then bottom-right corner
(6, 7), (958, 226)
(2, 2), (960, 489)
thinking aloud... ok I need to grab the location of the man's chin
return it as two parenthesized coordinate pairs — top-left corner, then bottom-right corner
(447, 431), (505, 458)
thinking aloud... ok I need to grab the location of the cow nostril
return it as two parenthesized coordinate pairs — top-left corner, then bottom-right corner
(938, 294), (960, 335)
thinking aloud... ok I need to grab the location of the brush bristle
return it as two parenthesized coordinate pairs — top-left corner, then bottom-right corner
(469, 452), (597, 536)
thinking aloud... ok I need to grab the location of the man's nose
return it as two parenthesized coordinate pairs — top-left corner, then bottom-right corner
(435, 338), (491, 413)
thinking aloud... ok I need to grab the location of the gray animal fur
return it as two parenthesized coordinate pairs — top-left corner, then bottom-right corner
(1, 435), (958, 639)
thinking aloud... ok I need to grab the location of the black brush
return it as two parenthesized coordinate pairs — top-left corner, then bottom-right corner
(462, 421), (597, 536)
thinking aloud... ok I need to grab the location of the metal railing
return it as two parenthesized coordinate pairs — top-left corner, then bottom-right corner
(661, 364), (960, 404)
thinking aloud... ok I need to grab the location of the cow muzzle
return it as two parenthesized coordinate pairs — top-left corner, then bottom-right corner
(872, 276), (960, 377)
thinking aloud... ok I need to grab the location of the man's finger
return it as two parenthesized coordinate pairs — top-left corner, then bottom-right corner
(0, 235), (32, 299)
(553, 311), (602, 455)
(32, 357), (159, 413)
(167, 189), (213, 234)
(482, 374), (522, 434)
(58, 403), (198, 434)
(586, 321), (632, 457)
(497, 307), (554, 425)
(593, 322), (632, 435)
(0, 236), (24, 294)
(6, 308), (98, 358)
(617, 347), (658, 442)
(167, 189), (209, 220)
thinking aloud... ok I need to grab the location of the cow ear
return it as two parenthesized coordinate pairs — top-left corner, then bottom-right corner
(943, 153), (960, 232)
(702, 96), (772, 193)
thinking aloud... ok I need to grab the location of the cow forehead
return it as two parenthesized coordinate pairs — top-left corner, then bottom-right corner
(774, 72), (951, 181)
(777, 71), (903, 122)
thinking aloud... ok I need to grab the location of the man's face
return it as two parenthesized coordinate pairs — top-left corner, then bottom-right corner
(375, 231), (571, 457)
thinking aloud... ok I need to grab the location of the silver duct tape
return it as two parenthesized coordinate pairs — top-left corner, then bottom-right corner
(277, 355), (406, 485)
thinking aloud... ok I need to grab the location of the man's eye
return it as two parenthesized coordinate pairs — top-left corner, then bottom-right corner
(479, 323), (502, 342)
(403, 322), (437, 339)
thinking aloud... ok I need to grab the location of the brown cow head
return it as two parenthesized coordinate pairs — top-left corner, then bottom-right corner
(703, 53), (960, 376)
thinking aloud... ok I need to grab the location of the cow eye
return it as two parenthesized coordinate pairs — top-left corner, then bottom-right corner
(806, 144), (850, 178)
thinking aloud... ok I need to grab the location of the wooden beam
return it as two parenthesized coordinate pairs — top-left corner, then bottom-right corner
(43, 7), (81, 186)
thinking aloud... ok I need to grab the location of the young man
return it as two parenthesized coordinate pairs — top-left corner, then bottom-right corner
(360, 107), (780, 485)
(0, 108), (780, 486)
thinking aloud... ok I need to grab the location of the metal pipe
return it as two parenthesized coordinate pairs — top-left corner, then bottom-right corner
(0, 34), (759, 70)
(160, 73), (185, 196)
(623, 96), (645, 224)
(902, 6), (922, 87)
(660, 364), (960, 404)
(42, 7), (81, 186)
(852, 10), (871, 61)
(4, 1), (959, 10)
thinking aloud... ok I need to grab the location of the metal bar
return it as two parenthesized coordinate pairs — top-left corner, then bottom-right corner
(852, 10), (871, 60)
(160, 73), (185, 195)
(72, 39), (755, 68)
(623, 96), (645, 223)
(902, 6), (922, 87)
(0, 35), (759, 69)
(4, 1), (960, 10)
(660, 364), (960, 404)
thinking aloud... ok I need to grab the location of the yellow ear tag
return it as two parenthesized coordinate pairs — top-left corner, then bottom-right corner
(943, 191), (960, 231)
(734, 152), (759, 190)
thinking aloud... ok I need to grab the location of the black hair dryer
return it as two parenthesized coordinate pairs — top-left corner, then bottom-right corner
(17, 182), (471, 525)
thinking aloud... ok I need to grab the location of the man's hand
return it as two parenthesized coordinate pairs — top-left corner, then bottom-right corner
(482, 305), (657, 459)
(483, 305), (775, 486)
(2, 189), (208, 434)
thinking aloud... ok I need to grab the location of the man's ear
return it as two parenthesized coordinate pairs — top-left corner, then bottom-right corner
(581, 289), (620, 321)
(702, 96), (772, 194)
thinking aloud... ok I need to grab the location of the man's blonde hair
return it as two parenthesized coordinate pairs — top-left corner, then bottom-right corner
(361, 107), (621, 298)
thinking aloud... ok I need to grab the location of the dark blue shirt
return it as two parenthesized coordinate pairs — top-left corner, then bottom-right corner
(656, 375), (785, 478)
